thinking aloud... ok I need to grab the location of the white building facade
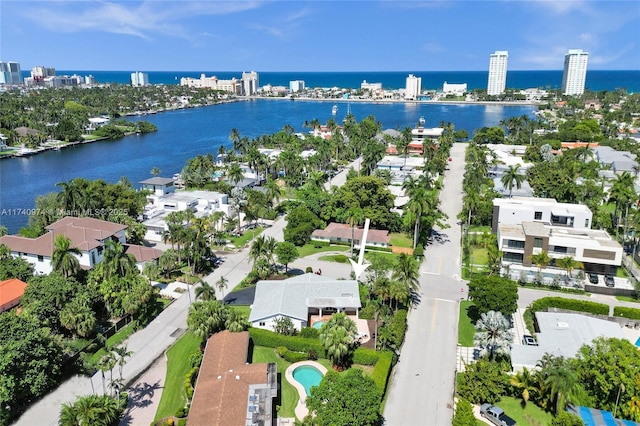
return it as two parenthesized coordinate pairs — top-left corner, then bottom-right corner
(289, 80), (305, 93)
(487, 51), (508, 95)
(0, 61), (22, 85)
(492, 197), (593, 233)
(241, 71), (258, 96)
(405, 74), (421, 100)
(131, 72), (149, 87)
(562, 49), (589, 96)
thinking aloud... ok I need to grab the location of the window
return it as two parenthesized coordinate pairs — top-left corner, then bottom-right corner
(553, 246), (568, 254)
(503, 252), (523, 263)
(37, 255), (44, 262)
(534, 211), (542, 220)
(533, 238), (543, 248)
(507, 240), (525, 249)
(259, 322), (266, 326)
(585, 219), (589, 228)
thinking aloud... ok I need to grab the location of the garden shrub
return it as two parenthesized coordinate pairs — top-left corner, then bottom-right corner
(184, 367), (199, 401)
(530, 297), (608, 316)
(188, 349), (203, 368)
(276, 346), (289, 358)
(613, 306), (640, 320)
(283, 350), (309, 363)
(413, 245), (424, 258)
(305, 266), (313, 273)
(307, 349), (318, 360)
(299, 327), (319, 338)
(250, 328), (325, 356)
(334, 254), (349, 263)
(353, 347), (379, 365)
(358, 303), (375, 320)
(371, 350), (394, 397)
(390, 309), (408, 347)
(313, 240), (330, 248)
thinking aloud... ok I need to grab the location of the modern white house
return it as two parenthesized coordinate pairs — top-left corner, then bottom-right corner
(442, 82), (467, 96)
(511, 312), (625, 372)
(498, 221), (622, 275)
(0, 217), (132, 275)
(492, 197), (593, 233)
(249, 273), (361, 331)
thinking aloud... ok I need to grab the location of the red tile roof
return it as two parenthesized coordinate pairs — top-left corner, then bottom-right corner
(124, 244), (163, 263)
(311, 222), (391, 245)
(0, 278), (28, 311)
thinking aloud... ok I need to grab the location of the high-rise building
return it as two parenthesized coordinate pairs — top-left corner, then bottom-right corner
(0, 61), (22, 85)
(289, 80), (305, 93)
(241, 71), (258, 96)
(487, 51), (508, 96)
(562, 49), (589, 96)
(131, 71), (149, 87)
(405, 74), (421, 100)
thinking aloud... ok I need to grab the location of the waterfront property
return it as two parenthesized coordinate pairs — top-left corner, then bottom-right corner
(0, 216), (160, 274)
(188, 330), (277, 426)
(285, 361), (328, 420)
(0, 278), (27, 313)
(249, 273), (361, 332)
(491, 197), (593, 233)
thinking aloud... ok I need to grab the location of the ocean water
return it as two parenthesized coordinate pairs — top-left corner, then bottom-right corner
(0, 99), (536, 233)
(23, 70), (640, 93)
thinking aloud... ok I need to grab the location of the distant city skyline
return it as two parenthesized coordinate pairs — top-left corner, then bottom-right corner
(1, 1), (639, 72)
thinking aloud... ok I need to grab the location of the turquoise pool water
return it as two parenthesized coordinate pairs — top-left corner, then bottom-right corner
(635, 336), (640, 347)
(292, 365), (324, 395)
(312, 321), (325, 329)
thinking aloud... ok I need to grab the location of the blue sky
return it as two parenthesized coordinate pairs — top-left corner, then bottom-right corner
(1, 1), (638, 71)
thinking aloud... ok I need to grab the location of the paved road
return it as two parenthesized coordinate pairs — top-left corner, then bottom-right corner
(384, 143), (467, 426)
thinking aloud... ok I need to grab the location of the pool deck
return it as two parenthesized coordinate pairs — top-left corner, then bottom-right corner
(284, 360), (328, 421)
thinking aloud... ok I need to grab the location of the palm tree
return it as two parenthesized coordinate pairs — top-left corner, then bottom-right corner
(319, 312), (358, 369)
(97, 352), (116, 396)
(404, 187), (433, 249)
(60, 295), (96, 337)
(229, 187), (247, 235)
(529, 251), (551, 276)
(501, 164), (525, 198)
(264, 177), (283, 208)
(216, 276), (228, 295)
(392, 253), (420, 294)
(150, 166), (161, 176)
(226, 162), (245, 187)
(52, 234), (81, 278)
(195, 281), (217, 301)
(59, 394), (121, 426)
(56, 179), (83, 212)
(112, 344), (132, 382)
(555, 256), (584, 281)
(473, 310), (513, 360)
(101, 240), (137, 279)
(187, 300), (228, 342)
(537, 355), (578, 415)
(0, 225), (8, 236)
(510, 367), (539, 407)
(346, 206), (365, 256)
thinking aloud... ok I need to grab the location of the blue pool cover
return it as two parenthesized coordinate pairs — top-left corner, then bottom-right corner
(569, 405), (640, 426)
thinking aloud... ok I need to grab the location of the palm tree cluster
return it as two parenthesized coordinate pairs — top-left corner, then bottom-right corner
(319, 312), (359, 369)
(249, 235), (278, 279)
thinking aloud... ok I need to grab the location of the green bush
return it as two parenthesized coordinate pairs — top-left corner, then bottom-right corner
(353, 347), (379, 365)
(371, 350), (394, 397)
(184, 367), (199, 401)
(613, 306), (640, 320)
(249, 328), (325, 356)
(358, 303), (375, 320)
(188, 349), (203, 368)
(413, 245), (424, 258)
(299, 327), (319, 338)
(305, 266), (313, 273)
(530, 297), (608, 316)
(283, 350), (309, 363)
(276, 346), (289, 358)
(334, 254), (349, 263)
(390, 309), (408, 347)
(312, 240), (330, 248)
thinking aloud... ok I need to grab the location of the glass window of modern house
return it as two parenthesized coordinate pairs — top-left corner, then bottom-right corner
(534, 211), (542, 220)
(534, 237), (543, 248)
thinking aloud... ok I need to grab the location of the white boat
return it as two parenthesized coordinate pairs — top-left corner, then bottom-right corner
(332, 105), (337, 115)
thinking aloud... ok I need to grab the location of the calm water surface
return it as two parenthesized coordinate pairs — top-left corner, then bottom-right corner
(0, 99), (535, 232)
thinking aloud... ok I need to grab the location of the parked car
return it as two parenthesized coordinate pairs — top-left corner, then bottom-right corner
(588, 273), (599, 284)
(480, 403), (517, 426)
(522, 335), (538, 346)
(605, 275), (615, 287)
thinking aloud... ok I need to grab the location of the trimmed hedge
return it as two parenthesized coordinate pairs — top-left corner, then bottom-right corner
(390, 309), (408, 347)
(371, 350), (394, 398)
(184, 367), (199, 401)
(613, 306), (640, 320)
(249, 327), (326, 356)
(283, 350), (309, 363)
(353, 347), (380, 366)
(529, 297), (609, 316)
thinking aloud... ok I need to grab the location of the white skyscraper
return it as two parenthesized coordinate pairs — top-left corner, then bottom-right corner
(241, 71), (258, 96)
(562, 49), (589, 96)
(131, 71), (149, 87)
(0, 61), (22, 85)
(405, 74), (421, 100)
(487, 51), (508, 96)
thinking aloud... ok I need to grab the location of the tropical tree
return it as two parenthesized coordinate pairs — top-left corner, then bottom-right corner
(346, 206), (365, 256)
(473, 310), (513, 360)
(101, 240), (137, 280)
(187, 299), (229, 342)
(229, 187), (248, 234)
(216, 276), (228, 295)
(51, 234), (81, 278)
(195, 281), (217, 301)
(112, 344), (132, 382)
(264, 177), (283, 208)
(59, 394), (122, 426)
(501, 164), (525, 198)
(468, 275), (518, 316)
(510, 367), (539, 406)
(537, 355), (579, 415)
(226, 162), (245, 187)
(150, 166), (160, 176)
(275, 241), (299, 273)
(59, 294), (97, 338)
(529, 251), (552, 279)
(319, 312), (358, 369)
(392, 253), (420, 294)
(555, 256), (584, 280)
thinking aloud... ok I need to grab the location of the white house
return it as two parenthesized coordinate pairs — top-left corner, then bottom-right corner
(492, 197), (593, 233)
(249, 274), (361, 331)
(498, 221), (622, 275)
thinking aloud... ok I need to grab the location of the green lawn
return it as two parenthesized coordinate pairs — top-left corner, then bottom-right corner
(616, 295), (640, 303)
(229, 305), (251, 319)
(471, 247), (488, 266)
(458, 301), (476, 346)
(469, 225), (491, 233)
(389, 233), (413, 248)
(88, 323), (136, 365)
(616, 267), (629, 278)
(496, 396), (553, 426)
(231, 226), (265, 247)
(318, 254), (350, 263)
(297, 243), (348, 258)
(154, 332), (201, 421)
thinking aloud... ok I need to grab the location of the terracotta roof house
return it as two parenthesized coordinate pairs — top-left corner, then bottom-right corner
(249, 273), (361, 331)
(311, 222), (390, 248)
(124, 244), (163, 272)
(0, 216), (159, 274)
(188, 330), (277, 426)
(0, 278), (28, 313)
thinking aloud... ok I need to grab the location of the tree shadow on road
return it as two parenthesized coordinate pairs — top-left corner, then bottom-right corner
(425, 230), (451, 246)
(119, 379), (162, 425)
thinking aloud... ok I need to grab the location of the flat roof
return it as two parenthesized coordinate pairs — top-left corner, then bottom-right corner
(139, 177), (175, 185)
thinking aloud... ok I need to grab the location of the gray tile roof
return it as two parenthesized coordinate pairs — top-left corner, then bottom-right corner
(248, 273), (361, 323)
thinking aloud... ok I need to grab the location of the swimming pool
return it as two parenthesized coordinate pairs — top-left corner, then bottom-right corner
(635, 336), (640, 347)
(292, 365), (324, 396)
(312, 320), (326, 329)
